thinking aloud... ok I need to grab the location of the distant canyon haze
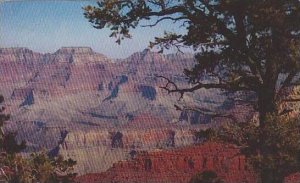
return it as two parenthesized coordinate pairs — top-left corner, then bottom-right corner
(1, 47), (297, 175)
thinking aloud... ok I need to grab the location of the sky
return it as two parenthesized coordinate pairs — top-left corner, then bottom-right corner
(0, 0), (187, 58)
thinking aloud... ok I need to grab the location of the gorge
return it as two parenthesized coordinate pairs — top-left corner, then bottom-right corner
(0, 47), (299, 182)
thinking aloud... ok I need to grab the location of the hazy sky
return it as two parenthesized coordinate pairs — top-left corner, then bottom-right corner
(0, 0), (187, 58)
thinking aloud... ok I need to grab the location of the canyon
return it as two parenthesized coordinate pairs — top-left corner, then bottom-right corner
(0, 47), (215, 175)
(0, 47), (299, 182)
(75, 142), (257, 183)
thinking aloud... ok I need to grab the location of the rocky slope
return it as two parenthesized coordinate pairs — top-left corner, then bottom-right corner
(75, 142), (257, 183)
(1, 47), (298, 178)
(76, 142), (300, 183)
(0, 47), (205, 174)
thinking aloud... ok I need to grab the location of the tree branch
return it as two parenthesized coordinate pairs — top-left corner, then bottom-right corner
(156, 75), (253, 100)
(141, 16), (188, 27)
(175, 104), (238, 123)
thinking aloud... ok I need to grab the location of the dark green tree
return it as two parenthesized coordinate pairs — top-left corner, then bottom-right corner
(83, 1), (300, 182)
(0, 95), (77, 183)
(0, 95), (26, 154)
(5, 152), (77, 183)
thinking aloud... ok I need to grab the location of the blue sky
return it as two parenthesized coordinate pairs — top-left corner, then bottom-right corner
(0, 1), (187, 58)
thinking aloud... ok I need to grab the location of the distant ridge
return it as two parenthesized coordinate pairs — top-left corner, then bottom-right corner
(55, 47), (95, 54)
(0, 47), (194, 61)
(0, 47), (35, 54)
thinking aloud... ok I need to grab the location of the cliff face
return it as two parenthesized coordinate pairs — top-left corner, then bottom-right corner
(1, 47), (299, 179)
(121, 49), (194, 79)
(0, 48), (44, 97)
(1, 47), (192, 100)
(51, 47), (109, 65)
(76, 142), (257, 183)
(60, 128), (195, 151)
(0, 48), (44, 63)
(57, 122), (195, 174)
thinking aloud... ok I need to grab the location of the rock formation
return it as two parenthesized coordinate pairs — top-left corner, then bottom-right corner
(75, 142), (257, 183)
(0, 47), (298, 180)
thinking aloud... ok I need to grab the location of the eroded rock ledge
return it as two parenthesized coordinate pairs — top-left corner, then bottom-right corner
(76, 142), (257, 183)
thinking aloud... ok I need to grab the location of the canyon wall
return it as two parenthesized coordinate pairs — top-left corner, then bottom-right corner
(1, 47), (299, 180)
(76, 142), (257, 183)
(58, 126), (196, 174)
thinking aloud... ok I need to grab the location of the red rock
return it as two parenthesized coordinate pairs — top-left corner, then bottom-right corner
(284, 172), (300, 183)
(122, 113), (171, 129)
(76, 142), (258, 183)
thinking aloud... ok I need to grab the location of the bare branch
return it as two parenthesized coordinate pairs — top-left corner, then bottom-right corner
(174, 103), (238, 123)
(156, 75), (253, 100)
(281, 98), (300, 102)
(141, 16), (187, 27)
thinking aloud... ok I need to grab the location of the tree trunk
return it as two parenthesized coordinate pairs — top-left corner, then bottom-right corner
(261, 170), (284, 183)
(257, 87), (277, 125)
(257, 85), (281, 183)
